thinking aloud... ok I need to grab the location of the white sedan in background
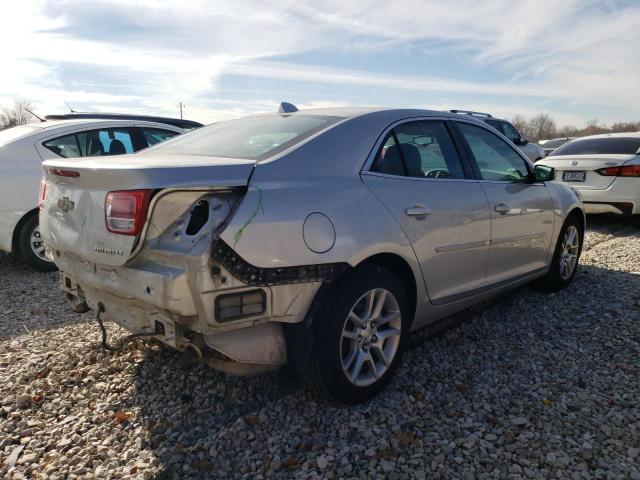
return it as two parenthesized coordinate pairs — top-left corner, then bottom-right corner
(538, 132), (640, 215)
(0, 119), (184, 270)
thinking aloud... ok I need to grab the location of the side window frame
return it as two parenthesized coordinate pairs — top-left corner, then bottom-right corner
(367, 119), (474, 180)
(451, 120), (534, 183)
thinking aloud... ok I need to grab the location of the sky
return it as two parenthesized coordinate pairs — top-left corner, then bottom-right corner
(1, 0), (639, 128)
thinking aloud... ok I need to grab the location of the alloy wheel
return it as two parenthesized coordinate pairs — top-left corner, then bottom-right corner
(30, 227), (48, 261)
(340, 288), (402, 387)
(560, 225), (579, 280)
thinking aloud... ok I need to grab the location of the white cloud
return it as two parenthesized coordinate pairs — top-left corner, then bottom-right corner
(0, 0), (638, 126)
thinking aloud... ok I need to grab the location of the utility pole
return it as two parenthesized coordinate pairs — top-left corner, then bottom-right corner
(177, 102), (185, 119)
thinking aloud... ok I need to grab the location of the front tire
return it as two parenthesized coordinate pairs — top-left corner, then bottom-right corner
(541, 215), (583, 291)
(18, 214), (57, 272)
(289, 265), (409, 404)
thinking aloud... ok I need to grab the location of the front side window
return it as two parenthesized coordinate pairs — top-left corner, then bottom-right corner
(146, 114), (342, 160)
(371, 121), (466, 179)
(457, 122), (530, 182)
(141, 127), (180, 147)
(551, 137), (640, 156)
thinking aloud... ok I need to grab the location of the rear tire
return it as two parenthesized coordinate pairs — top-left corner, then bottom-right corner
(18, 214), (57, 272)
(541, 215), (583, 291)
(287, 265), (409, 404)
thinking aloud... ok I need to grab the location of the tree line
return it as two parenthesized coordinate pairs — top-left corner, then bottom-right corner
(1, 99), (639, 143)
(511, 113), (640, 143)
(0, 99), (38, 130)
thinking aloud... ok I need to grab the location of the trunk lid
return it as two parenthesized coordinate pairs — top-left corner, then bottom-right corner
(40, 154), (254, 267)
(538, 154), (635, 190)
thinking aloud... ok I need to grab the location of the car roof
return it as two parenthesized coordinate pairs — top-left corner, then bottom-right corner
(571, 132), (640, 140)
(21, 119), (184, 131)
(44, 112), (203, 129)
(254, 106), (481, 121)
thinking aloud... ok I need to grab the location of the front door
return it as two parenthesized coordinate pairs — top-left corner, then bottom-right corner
(361, 120), (491, 304)
(454, 121), (555, 284)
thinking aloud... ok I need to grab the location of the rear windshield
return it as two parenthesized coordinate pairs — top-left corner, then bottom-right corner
(551, 137), (640, 156)
(145, 114), (342, 160)
(543, 138), (571, 149)
(0, 125), (39, 147)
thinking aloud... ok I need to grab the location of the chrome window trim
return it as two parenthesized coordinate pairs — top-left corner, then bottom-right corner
(361, 170), (480, 184)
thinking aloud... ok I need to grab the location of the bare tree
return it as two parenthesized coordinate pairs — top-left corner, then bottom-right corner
(511, 114), (528, 135)
(528, 113), (557, 142)
(0, 100), (37, 129)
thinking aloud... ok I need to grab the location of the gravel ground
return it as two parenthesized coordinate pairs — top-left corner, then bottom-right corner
(1, 216), (639, 479)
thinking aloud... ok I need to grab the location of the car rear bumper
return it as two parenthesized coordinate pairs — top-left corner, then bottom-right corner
(574, 178), (639, 215)
(55, 247), (321, 373)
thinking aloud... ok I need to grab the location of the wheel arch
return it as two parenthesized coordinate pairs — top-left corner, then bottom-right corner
(357, 252), (418, 327)
(11, 207), (39, 255)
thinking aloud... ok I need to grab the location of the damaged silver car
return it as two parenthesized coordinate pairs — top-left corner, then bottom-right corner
(39, 104), (585, 403)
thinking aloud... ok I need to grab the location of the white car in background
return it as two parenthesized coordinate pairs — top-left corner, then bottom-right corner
(0, 119), (184, 270)
(538, 133), (640, 215)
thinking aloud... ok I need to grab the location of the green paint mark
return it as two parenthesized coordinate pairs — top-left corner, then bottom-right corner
(233, 186), (264, 248)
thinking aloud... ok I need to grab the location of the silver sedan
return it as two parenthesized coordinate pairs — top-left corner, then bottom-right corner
(40, 105), (585, 403)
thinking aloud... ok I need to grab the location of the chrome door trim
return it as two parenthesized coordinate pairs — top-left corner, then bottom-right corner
(434, 240), (490, 253)
(491, 233), (549, 245)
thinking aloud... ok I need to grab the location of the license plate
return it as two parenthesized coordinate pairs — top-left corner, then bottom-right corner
(563, 171), (586, 182)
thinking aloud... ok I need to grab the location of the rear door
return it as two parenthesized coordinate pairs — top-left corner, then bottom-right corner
(361, 119), (491, 305)
(454, 121), (555, 284)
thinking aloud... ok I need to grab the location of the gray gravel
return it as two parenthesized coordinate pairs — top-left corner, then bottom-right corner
(1, 216), (640, 479)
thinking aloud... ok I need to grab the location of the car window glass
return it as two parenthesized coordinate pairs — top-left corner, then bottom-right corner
(551, 137), (640, 156)
(500, 122), (521, 141)
(145, 115), (341, 160)
(141, 128), (180, 147)
(457, 123), (530, 182)
(372, 121), (465, 179)
(43, 134), (81, 158)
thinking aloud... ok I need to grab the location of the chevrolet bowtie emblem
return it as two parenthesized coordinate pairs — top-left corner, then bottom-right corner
(57, 197), (75, 212)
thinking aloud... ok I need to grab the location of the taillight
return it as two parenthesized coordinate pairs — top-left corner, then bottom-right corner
(596, 165), (640, 177)
(105, 190), (153, 236)
(38, 179), (47, 211)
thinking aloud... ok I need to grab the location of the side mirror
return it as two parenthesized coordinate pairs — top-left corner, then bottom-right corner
(514, 137), (528, 146)
(534, 164), (555, 182)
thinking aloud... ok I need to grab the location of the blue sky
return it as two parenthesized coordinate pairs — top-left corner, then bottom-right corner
(1, 0), (639, 127)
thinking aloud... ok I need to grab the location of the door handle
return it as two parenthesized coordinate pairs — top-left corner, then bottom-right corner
(405, 205), (432, 217)
(494, 203), (510, 215)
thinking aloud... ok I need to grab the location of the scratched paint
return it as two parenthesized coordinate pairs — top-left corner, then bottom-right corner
(233, 186), (263, 248)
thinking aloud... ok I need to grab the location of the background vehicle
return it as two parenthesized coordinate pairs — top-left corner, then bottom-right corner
(44, 113), (203, 131)
(539, 133), (640, 215)
(40, 105), (584, 403)
(0, 119), (185, 270)
(451, 110), (546, 161)
(541, 136), (577, 156)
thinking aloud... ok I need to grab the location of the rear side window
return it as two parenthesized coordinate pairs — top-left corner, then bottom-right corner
(44, 128), (135, 158)
(147, 114), (342, 160)
(551, 137), (640, 156)
(457, 122), (530, 182)
(141, 127), (180, 147)
(371, 121), (466, 179)
(43, 134), (81, 158)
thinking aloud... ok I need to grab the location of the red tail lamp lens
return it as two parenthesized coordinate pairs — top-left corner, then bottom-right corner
(105, 190), (152, 235)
